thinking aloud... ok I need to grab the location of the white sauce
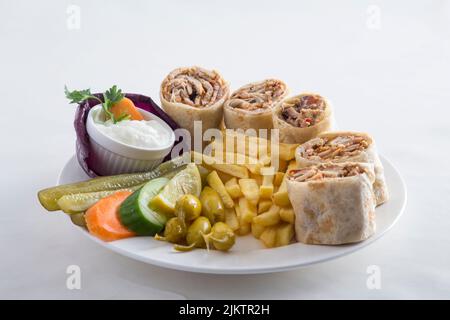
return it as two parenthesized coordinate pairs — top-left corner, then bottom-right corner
(95, 118), (173, 149)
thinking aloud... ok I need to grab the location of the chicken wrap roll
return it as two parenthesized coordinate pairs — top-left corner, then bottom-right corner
(160, 66), (230, 144)
(223, 79), (288, 133)
(295, 131), (388, 205)
(286, 163), (376, 245)
(272, 93), (332, 144)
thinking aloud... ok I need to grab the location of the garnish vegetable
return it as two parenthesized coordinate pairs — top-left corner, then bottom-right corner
(118, 178), (170, 236)
(38, 157), (187, 211)
(85, 191), (135, 242)
(65, 85), (142, 123)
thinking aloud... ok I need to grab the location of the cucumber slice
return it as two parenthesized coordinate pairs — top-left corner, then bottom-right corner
(38, 156), (188, 211)
(119, 177), (169, 235)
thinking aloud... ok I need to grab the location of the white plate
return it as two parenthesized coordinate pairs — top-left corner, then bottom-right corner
(58, 155), (406, 274)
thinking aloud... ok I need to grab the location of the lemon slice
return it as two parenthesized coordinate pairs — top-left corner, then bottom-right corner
(150, 164), (202, 215)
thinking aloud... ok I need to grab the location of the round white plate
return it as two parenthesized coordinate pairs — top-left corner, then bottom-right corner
(58, 155), (406, 274)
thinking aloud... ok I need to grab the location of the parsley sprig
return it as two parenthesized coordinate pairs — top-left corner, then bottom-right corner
(65, 85), (129, 123)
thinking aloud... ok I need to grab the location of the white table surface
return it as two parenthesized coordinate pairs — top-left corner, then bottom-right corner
(1, 0), (449, 299)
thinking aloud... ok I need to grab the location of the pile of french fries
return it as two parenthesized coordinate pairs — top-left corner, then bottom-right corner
(192, 131), (299, 248)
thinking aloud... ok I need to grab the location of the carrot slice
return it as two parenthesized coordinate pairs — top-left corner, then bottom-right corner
(110, 97), (144, 121)
(85, 191), (135, 242)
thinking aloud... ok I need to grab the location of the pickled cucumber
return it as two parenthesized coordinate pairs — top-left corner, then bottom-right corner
(70, 212), (87, 227)
(57, 185), (143, 214)
(38, 156), (188, 211)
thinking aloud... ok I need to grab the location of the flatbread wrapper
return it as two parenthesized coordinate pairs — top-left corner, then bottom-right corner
(295, 131), (388, 205)
(272, 93), (332, 144)
(223, 79), (288, 133)
(286, 163), (376, 245)
(160, 67), (230, 145)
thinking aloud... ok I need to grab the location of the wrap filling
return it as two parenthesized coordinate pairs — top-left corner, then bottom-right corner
(227, 79), (287, 112)
(301, 134), (370, 160)
(289, 163), (366, 182)
(280, 94), (326, 128)
(161, 67), (226, 108)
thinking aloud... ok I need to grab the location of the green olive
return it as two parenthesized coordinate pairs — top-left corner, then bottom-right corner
(186, 216), (211, 248)
(207, 222), (235, 251)
(199, 186), (225, 224)
(175, 194), (202, 224)
(162, 217), (187, 243)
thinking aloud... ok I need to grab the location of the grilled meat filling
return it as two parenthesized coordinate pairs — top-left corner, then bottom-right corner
(280, 94), (326, 128)
(289, 163), (366, 182)
(161, 66), (226, 108)
(227, 79), (287, 112)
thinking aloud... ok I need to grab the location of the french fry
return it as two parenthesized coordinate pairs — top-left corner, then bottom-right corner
(260, 226), (277, 248)
(234, 201), (241, 219)
(212, 151), (263, 174)
(287, 160), (298, 172)
(192, 151), (249, 179)
(259, 168), (274, 199)
(251, 221), (265, 239)
(213, 154), (250, 178)
(235, 133), (256, 155)
(279, 207), (295, 224)
(244, 163), (262, 175)
(223, 131), (270, 159)
(278, 160), (288, 172)
(224, 177), (243, 199)
(278, 143), (298, 161)
(273, 191), (290, 207)
(239, 178), (260, 206)
(253, 205), (280, 227)
(234, 201), (250, 235)
(260, 185), (273, 199)
(249, 172), (263, 186)
(225, 207), (239, 231)
(238, 197), (257, 224)
(273, 172), (285, 187)
(272, 161), (296, 206)
(206, 171), (234, 208)
(220, 131), (260, 159)
(237, 221), (251, 236)
(222, 131), (298, 161)
(216, 171), (234, 183)
(275, 223), (295, 247)
(217, 130), (299, 172)
(258, 199), (272, 214)
(273, 178), (290, 207)
(237, 153), (265, 174)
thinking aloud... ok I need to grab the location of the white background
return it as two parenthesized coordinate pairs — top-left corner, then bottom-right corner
(1, 0), (449, 299)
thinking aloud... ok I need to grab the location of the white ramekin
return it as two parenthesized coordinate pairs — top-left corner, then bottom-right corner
(86, 105), (175, 176)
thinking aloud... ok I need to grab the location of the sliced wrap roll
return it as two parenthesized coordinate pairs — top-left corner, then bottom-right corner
(223, 79), (288, 133)
(295, 131), (388, 205)
(160, 66), (230, 144)
(286, 163), (376, 245)
(272, 93), (332, 144)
